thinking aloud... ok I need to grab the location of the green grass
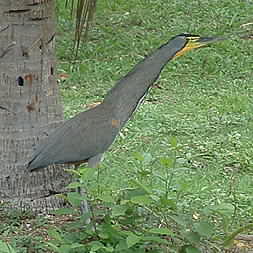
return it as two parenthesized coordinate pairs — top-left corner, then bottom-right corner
(54, 0), (253, 251)
(58, 0), (252, 213)
(1, 0), (253, 252)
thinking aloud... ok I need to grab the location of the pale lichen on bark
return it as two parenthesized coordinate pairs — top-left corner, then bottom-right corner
(0, 0), (71, 212)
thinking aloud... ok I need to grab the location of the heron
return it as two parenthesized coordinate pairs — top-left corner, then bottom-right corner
(27, 33), (224, 218)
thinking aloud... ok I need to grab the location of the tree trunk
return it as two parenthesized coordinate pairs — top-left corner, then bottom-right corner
(0, 0), (71, 212)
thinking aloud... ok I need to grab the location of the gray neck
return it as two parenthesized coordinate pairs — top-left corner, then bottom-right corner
(103, 36), (186, 128)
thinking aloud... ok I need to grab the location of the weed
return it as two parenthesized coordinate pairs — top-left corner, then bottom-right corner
(2, 0), (253, 252)
(46, 138), (243, 252)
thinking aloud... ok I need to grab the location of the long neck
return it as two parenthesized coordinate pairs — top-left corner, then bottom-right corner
(103, 37), (186, 128)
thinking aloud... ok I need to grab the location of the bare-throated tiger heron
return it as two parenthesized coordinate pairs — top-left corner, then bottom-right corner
(27, 34), (223, 171)
(27, 34), (224, 218)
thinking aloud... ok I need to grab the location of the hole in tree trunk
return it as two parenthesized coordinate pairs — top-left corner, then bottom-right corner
(17, 76), (24, 86)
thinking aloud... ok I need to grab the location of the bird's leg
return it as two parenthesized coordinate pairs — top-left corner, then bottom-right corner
(78, 186), (91, 224)
(78, 153), (103, 225)
(74, 164), (91, 225)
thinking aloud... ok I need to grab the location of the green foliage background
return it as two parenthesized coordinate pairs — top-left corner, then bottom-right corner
(55, 0), (253, 251)
(1, 0), (253, 252)
(57, 0), (253, 228)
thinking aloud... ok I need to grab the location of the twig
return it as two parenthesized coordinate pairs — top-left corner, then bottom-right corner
(235, 234), (253, 241)
(240, 22), (253, 28)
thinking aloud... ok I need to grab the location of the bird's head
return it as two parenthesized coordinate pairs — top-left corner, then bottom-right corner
(173, 33), (224, 58)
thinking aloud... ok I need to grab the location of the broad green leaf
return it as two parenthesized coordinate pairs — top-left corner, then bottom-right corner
(98, 232), (109, 239)
(170, 136), (177, 148)
(46, 242), (61, 253)
(126, 234), (141, 248)
(123, 187), (148, 200)
(115, 240), (128, 251)
(67, 191), (84, 207)
(111, 205), (128, 217)
(184, 231), (200, 244)
(67, 191), (84, 200)
(89, 241), (105, 251)
(194, 221), (214, 238)
(105, 246), (114, 252)
(80, 166), (97, 180)
(70, 243), (85, 249)
(159, 195), (177, 209)
(149, 227), (174, 236)
(176, 180), (191, 192)
(131, 195), (152, 205)
(132, 152), (144, 161)
(130, 179), (152, 194)
(170, 215), (186, 227)
(160, 157), (175, 168)
(0, 240), (17, 253)
(99, 194), (114, 203)
(47, 228), (63, 242)
(141, 236), (169, 244)
(58, 244), (73, 253)
(185, 246), (201, 253)
(209, 203), (234, 216)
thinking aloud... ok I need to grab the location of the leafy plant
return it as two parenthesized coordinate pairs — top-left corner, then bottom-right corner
(45, 137), (233, 252)
(0, 240), (17, 253)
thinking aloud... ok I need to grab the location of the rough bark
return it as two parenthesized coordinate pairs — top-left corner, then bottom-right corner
(0, 0), (71, 212)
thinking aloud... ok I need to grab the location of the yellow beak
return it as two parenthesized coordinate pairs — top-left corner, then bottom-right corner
(174, 36), (225, 58)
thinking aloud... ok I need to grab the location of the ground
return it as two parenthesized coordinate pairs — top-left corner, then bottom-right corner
(1, 0), (253, 252)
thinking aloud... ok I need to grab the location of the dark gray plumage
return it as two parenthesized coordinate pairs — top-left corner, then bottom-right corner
(28, 34), (220, 171)
(28, 102), (119, 170)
